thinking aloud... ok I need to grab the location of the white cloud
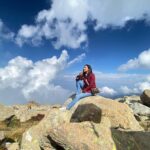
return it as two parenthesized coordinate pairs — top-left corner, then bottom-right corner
(0, 19), (14, 41)
(118, 49), (150, 71)
(120, 86), (139, 95)
(0, 50), (71, 104)
(100, 86), (117, 96)
(67, 53), (86, 66)
(0, 50), (88, 105)
(16, 0), (150, 49)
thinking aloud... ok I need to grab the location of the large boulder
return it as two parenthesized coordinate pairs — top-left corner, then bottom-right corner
(21, 109), (116, 150)
(141, 90), (150, 107)
(69, 96), (143, 131)
(21, 109), (72, 150)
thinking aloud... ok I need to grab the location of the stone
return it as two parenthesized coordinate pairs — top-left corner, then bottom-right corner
(0, 105), (14, 121)
(70, 103), (101, 123)
(6, 142), (19, 150)
(0, 131), (5, 141)
(129, 102), (150, 117)
(20, 96), (144, 150)
(112, 129), (150, 150)
(139, 121), (150, 131)
(13, 104), (51, 122)
(70, 96), (143, 131)
(116, 95), (141, 104)
(141, 89), (150, 107)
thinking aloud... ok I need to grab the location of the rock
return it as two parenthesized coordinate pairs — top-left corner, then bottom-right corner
(6, 142), (19, 150)
(45, 118), (115, 150)
(20, 96), (144, 149)
(140, 121), (150, 131)
(0, 105), (15, 121)
(112, 129), (150, 150)
(141, 89), (150, 107)
(70, 96), (143, 131)
(0, 131), (5, 141)
(20, 109), (71, 150)
(51, 104), (61, 108)
(116, 95), (141, 104)
(70, 103), (101, 123)
(21, 110), (116, 150)
(129, 102), (150, 117)
(13, 105), (51, 122)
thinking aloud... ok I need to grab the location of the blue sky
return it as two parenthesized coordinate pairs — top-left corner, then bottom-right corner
(0, 0), (150, 105)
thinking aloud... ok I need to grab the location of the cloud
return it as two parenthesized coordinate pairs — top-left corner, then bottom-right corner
(118, 49), (150, 71)
(100, 86), (117, 96)
(0, 50), (88, 105)
(16, 0), (150, 49)
(120, 86), (139, 95)
(0, 19), (14, 41)
(120, 77), (150, 96)
(0, 50), (74, 105)
(67, 53), (86, 66)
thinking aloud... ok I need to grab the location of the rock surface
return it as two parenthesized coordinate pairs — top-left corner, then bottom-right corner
(141, 89), (150, 107)
(117, 93), (150, 132)
(12, 104), (51, 122)
(20, 96), (145, 150)
(0, 104), (14, 121)
(1, 95), (150, 150)
(116, 95), (141, 104)
(129, 102), (150, 117)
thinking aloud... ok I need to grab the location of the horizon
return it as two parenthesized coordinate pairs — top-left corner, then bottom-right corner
(0, 0), (150, 105)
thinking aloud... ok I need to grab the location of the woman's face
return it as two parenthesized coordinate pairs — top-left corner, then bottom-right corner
(83, 65), (89, 73)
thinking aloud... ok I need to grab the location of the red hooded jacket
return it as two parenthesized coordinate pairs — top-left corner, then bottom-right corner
(82, 72), (96, 93)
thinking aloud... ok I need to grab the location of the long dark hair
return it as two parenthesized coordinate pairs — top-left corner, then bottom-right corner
(83, 64), (92, 76)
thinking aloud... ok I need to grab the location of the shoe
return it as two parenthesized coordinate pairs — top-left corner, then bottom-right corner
(59, 107), (67, 111)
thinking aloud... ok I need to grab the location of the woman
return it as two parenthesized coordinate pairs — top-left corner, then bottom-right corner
(60, 64), (96, 111)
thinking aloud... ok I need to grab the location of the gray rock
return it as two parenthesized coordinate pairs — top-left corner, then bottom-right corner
(129, 102), (150, 117)
(116, 95), (141, 104)
(141, 89), (150, 107)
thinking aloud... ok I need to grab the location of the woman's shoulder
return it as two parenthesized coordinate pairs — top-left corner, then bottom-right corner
(89, 72), (95, 77)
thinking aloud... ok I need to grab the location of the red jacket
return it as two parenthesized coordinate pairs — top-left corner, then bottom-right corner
(82, 72), (96, 93)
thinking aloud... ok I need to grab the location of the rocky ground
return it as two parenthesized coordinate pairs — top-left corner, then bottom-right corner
(0, 90), (150, 150)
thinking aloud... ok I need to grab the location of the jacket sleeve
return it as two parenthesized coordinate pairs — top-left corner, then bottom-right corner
(83, 74), (95, 92)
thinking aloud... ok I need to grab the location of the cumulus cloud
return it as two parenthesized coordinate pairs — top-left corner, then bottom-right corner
(16, 0), (150, 49)
(118, 49), (150, 71)
(67, 53), (86, 66)
(100, 86), (117, 96)
(0, 19), (14, 41)
(0, 50), (86, 105)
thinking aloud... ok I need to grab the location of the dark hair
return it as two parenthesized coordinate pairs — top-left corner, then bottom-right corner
(83, 64), (92, 74)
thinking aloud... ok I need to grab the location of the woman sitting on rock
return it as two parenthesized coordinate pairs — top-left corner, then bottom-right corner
(60, 64), (97, 111)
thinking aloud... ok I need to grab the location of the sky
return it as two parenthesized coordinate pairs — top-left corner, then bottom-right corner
(0, 0), (150, 105)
